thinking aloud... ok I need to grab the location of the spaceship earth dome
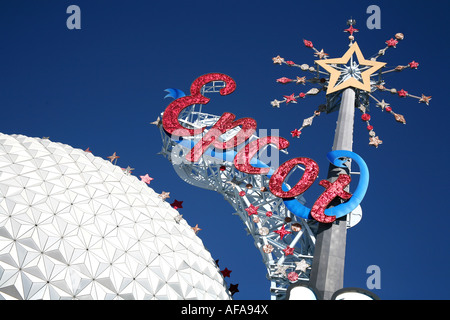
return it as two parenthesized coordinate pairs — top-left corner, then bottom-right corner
(0, 133), (231, 300)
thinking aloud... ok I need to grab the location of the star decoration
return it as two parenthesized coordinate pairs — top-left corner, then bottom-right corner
(171, 199), (183, 209)
(315, 42), (386, 94)
(283, 93), (297, 104)
(408, 61), (419, 69)
(376, 99), (390, 110)
(229, 284), (239, 296)
(291, 129), (301, 138)
(174, 214), (183, 223)
(221, 268), (232, 278)
(295, 76), (306, 85)
(244, 204), (259, 216)
(419, 94), (432, 105)
(274, 225), (291, 240)
(271, 99), (281, 108)
(397, 89), (408, 97)
(385, 38), (398, 48)
(140, 174), (153, 184)
(314, 49), (329, 59)
(150, 116), (162, 126)
(192, 224), (201, 234)
(295, 259), (310, 273)
(283, 246), (295, 256)
(344, 25), (359, 36)
(159, 191), (170, 200)
(369, 136), (383, 148)
(273, 264), (289, 276)
(122, 166), (135, 176)
(107, 152), (119, 163)
(272, 55), (285, 64)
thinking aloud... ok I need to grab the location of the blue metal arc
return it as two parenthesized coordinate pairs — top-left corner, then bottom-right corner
(172, 138), (368, 221)
(283, 150), (369, 219)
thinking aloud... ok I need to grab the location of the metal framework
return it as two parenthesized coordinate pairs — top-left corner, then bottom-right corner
(157, 82), (319, 300)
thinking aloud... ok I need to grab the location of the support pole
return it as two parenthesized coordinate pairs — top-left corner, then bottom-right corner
(309, 88), (355, 300)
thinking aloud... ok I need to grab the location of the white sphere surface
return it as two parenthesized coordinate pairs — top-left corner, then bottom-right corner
(0, 133), (231, 300)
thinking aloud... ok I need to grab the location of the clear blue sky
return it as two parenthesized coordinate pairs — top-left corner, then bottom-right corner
(0, 0), (448, 300)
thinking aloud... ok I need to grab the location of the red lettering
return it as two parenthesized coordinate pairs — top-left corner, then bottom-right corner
(162, 73), (236, 137)
(310, 175), (352, 223)
(187, 112), (257, 162)
(269, 157), (319, 198)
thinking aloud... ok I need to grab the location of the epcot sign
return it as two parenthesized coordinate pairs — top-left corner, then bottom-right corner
(161, 72), (369, 224)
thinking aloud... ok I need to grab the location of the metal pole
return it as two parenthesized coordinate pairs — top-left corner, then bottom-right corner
(309, 87), (355, 300)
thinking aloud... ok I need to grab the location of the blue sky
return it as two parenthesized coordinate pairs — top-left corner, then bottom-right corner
(0, 0), (449, 300)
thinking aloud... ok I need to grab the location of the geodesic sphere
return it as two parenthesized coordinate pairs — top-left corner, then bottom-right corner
(0, 133), (231, 300)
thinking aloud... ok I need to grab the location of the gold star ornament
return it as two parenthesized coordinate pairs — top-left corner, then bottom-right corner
(192, 224), (202, 234)
(107, 152), (120, 163)
(369, 136), (383, 148)
(315, 42), (386, 95)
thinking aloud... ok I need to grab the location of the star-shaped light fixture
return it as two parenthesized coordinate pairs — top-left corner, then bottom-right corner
(229, 283), (239, 296)
(107, 152), (119, 163)
(419, 94), (432, 106)
(122, 166), (134, 176)
(171, 199), (183, 209)
(159, 191), (170, 200)
(150, 116), (162, 126)
(315, 42), (386, 95)
(274, 225), (292, 240)
(369, 136), (383, 148)
(283, 246), (295, 256)
(192, 224), (202, 234)
(140, 174), (153, 184)
(221, 268), (232, 278)
(174, 214), (183, 223)
(245, 204), (259, 216)
(295, 259), (310, 273)
(273, 264), (289, 276)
